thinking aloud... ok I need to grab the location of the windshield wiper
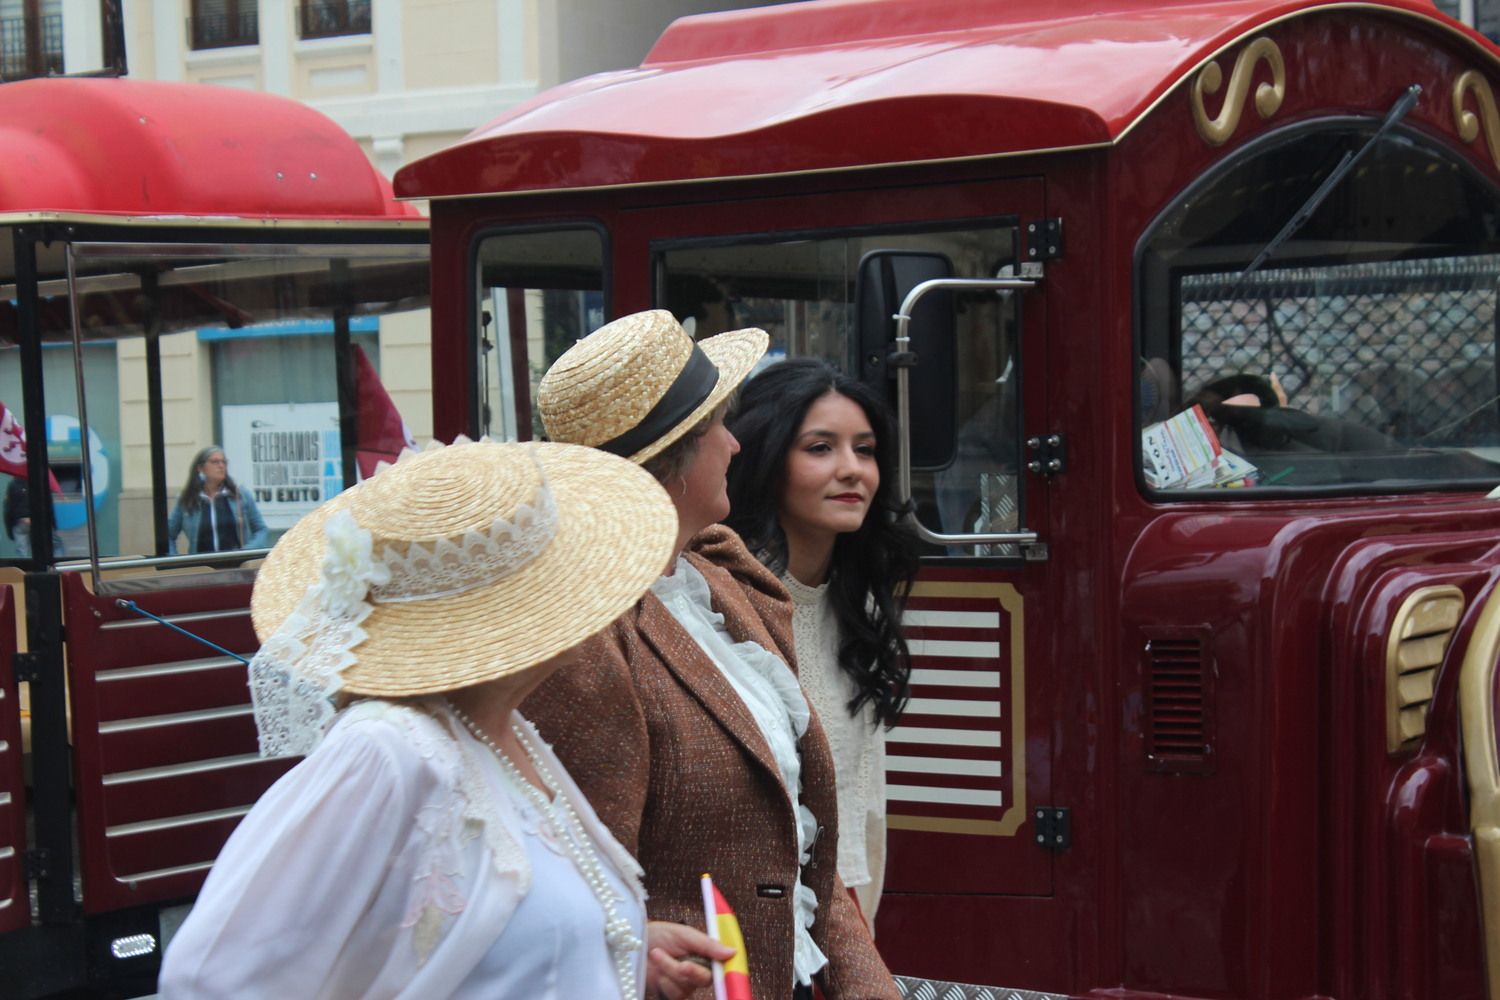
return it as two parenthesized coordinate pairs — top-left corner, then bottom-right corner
(1240, 84), (1422, 279)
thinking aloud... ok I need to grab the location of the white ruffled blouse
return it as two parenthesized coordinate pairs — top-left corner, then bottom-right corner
(651, 557), (829, 987)
(159, 700), (646, 999)
(783, 572), (887, 929)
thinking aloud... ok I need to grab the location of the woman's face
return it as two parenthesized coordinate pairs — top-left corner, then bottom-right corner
(674, 412), (740, 536)
(779, 392), (879, 544)
(199, 452), (228, 490)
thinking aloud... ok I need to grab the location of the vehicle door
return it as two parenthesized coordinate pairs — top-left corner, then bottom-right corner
(636, 176), (1058, 902)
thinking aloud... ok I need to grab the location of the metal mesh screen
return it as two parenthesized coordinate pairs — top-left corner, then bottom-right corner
(1179, 257), (1500, 447)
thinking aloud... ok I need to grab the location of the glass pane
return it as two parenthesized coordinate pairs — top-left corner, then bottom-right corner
(474, 228), (605, 441)
(1138, 128), (1500, 492)
(0, 343), (92, 560)
(661, 223), (1022, 556)
(0, 242), (431, 562)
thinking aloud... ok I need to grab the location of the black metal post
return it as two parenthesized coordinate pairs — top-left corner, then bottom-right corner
(330, 260), (359, 490)
(14, 228), (53, 567)
(142, 272), (169, 555)
(105, 0), (128, 76)
(14, 230), (74, 925)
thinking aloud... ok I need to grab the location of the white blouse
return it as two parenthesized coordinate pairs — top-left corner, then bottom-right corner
(651, 557), (828, 987)
(784, 573), (887, 930)
(159, 700), (646, 1000)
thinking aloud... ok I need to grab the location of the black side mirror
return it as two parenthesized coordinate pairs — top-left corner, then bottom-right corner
(855, 250), (957, 470)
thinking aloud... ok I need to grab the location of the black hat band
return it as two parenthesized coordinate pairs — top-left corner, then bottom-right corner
(598, 344), (719, 457)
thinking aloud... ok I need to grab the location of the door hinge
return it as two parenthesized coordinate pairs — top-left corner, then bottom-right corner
(1023, 218), (1064, 262)
(1034, 807), (1071, 850)
(1026, 433), (1067, 477)
(12, 651), (43, 683)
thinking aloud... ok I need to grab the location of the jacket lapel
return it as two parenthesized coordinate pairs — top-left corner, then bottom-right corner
(636, 593), (786, 790)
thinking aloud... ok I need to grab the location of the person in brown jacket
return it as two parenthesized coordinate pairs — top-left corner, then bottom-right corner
(524, 310), (901, 1000)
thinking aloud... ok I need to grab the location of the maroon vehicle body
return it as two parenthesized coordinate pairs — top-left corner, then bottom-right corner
(398, 1), (1500, 997)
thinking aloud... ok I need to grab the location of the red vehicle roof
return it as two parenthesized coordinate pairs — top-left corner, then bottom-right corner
(396, 0), (1484, 200)
(0, 77), (419, 221)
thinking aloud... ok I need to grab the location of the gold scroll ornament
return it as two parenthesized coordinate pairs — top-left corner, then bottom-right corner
(1192, 37), (1287, 146)
(1454, 70), (1500, 172)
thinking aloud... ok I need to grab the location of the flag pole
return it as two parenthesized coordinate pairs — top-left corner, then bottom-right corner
(701, 873), (729, 1000)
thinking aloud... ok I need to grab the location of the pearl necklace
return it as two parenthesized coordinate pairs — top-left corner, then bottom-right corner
(445, 701), (641, 1000)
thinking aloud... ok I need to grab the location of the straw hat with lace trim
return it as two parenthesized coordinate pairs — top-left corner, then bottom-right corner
(538, 309), (768, 464)
(249, 438), (677, 699)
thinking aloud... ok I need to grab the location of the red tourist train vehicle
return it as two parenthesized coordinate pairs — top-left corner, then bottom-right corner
(8, 1), (1500, 998)
(0, 76), (430, 996)
(394, 0), (1500, 997)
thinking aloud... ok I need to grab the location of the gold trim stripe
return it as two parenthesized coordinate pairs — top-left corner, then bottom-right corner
(1458, 580), (1500, 1000)
(889, 815), (1006, 836)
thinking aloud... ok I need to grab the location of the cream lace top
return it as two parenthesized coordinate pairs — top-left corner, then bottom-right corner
(784, 572), (887, 929)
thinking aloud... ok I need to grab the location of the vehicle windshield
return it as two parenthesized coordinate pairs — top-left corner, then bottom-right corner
(1137, 125), (1500, 493)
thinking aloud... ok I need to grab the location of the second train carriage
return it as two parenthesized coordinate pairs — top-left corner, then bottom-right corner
(0, 75), (431, 997)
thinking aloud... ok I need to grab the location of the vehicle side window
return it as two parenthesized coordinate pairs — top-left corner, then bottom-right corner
(473, 228), (606, 441)
(660, 224), (1024, 556)
(1137, 127), (1500, 493)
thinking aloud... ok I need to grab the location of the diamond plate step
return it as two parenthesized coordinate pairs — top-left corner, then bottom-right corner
(894, 976), (1069, 1000)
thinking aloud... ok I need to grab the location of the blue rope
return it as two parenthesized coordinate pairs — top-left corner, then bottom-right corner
(114, 599), (252, 665)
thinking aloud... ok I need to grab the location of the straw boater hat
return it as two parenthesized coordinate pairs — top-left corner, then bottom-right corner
(249, 439), (676, 704)
(538, 309), (768, 464)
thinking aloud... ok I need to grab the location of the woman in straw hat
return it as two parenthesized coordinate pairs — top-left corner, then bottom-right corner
(524, 310), (900, 1000)
(159, 439), (731, 1000)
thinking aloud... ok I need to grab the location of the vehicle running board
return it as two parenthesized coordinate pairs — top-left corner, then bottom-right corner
(894, 976), (1068, 1000)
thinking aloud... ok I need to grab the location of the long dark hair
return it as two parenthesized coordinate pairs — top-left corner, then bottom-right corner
(177, 446), (240, 514)
(725, 359), (919, 728)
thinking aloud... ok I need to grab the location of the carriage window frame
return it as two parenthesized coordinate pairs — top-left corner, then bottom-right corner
(467, 221), (610, 442)
(4, 233), (431, 574)
(1133, 118), (1500, 500)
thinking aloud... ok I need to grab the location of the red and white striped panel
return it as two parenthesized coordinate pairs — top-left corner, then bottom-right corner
(886, 582), (1017, 832)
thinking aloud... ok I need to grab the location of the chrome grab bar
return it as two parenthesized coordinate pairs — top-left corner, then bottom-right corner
(892, 276), (1040, 548)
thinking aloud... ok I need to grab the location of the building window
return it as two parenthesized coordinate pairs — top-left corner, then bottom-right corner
(297, 0), (370, 40)
(190, 0), (258, 51)
(0, 0), (62, 80)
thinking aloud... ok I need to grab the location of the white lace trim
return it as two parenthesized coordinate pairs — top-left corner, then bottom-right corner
(250, 457), (557, 759)
(372, 482), (557, 604)
(442, 707), (532, 898)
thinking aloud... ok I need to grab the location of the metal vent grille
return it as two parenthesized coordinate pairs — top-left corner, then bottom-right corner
(1386, 585), (1465, 754)
(1144, 634), (1214, 773)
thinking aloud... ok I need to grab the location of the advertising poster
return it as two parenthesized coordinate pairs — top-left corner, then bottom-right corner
(221, 403), (342, 530)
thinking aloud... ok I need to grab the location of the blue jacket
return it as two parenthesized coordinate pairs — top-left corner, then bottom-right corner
(167, 488), (269, 554)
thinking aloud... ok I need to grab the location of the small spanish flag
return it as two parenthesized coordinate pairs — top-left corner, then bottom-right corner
(701, 873), (752, 1000)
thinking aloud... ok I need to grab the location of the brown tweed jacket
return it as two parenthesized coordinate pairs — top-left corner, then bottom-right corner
(523, 525), (899, 1000)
